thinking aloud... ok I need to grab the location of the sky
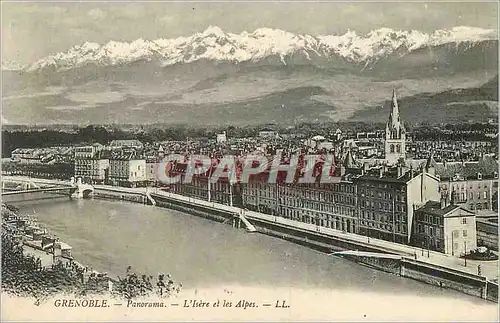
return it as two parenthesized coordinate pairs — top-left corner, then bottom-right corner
(1, 1), (499, 64)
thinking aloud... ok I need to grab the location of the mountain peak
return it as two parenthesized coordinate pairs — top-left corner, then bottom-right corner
(201, 25), (226, 37)
(1, 60), (26, 71)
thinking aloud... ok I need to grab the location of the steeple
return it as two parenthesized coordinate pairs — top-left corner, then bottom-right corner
(386, 88), (405, 140)
(390, 88), (400, 125)
(343, 149), (357, 169)
(384, 88), (407, 164)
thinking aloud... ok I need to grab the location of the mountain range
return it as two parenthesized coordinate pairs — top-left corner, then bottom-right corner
(2, 26), (498, 125)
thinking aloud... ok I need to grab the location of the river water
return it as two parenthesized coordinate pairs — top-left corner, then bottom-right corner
(6, 195), (498, 321)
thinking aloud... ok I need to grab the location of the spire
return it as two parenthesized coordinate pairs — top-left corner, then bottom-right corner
(343, 149), (356, 168)
(390, 87), (400, 124)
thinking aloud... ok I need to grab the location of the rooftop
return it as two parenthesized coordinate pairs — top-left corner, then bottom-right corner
(417, 201), (461, 217)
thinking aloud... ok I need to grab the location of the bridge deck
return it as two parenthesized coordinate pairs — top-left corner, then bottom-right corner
(1, 186), (74, 196)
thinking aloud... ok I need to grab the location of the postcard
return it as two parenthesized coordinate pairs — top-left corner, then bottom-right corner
(1, 1), (499, 321)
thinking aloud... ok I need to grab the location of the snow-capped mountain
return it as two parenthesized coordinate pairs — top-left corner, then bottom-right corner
(3, 26), (497, 126)
(25, 26), (497, 72)
(2, 60), (26, 71)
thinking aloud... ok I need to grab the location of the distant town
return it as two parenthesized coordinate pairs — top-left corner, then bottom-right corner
(2, 90), (498, 259)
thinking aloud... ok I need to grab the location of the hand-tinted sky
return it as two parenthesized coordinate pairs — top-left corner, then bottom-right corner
(2, 1), (498, 64)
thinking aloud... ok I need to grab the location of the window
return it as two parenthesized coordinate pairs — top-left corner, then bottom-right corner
(462, 218), (467, 224)
(453, 230), (459, 238)
(484, 192), (487, 199)
(390, 144), (395, 153)
(463, 230), (468, 237)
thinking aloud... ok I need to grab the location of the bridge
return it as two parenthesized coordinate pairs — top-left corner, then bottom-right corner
(1, 176), (95, 199)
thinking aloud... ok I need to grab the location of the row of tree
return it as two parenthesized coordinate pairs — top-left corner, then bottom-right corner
(3, 122), (496, 158)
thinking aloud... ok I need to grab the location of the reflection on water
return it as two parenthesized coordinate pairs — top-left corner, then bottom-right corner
(8, 197), (492, 304)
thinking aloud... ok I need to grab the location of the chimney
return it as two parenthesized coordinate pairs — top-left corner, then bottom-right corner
(53, 241), (62, 258)
(440, 195), (447, 209)
(397, 165), (403, 178)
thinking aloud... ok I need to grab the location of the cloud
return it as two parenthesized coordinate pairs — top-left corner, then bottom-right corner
(46, 104), (95, 111)
(130, 101), (152, 110)
(2, 87), (65, 101)
(66, 91), (125, 104)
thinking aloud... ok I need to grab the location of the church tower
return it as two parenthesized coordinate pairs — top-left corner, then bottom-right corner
(384, 89), (406, 164)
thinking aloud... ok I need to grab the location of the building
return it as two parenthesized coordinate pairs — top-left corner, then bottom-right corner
(197, 176), (235, 206)
(425, 154), (499, 212)
(74, 144), (107, 183)
(476, 217), (498, 251)
(11, 148), (36, 162)
(242, 152), (361, 234)
(108, 150), (146, 187)
(12, 147), (74, 165)
(167, 161), (237, 206)
(88, 150), (110, 184)
(259, 128), (278, 139)
(384, 89), (406, 164)
(109, 139), (144, 151)
(2, 162), (74, 180)
(146, 156), (161, 185)
(216, 131), (227, 144)
(412, 200), (477, 256)
(356, 164), (440, 244)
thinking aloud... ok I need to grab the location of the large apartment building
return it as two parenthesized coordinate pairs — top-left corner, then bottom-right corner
(412, 199), (477, 256)
(356, 165), (440, 244)
(425, 154), (499, 212)
(74, 143), (110, 184)
(167, 161), (237, 206)
(108, 150), (146, 187)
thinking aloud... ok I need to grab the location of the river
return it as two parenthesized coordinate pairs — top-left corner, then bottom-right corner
(5, 195), (498, 321)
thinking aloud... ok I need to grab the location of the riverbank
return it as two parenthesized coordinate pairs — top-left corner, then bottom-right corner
(1, 202), (181, 302)
(87, 184), (499, 303)
(3, 176), (498, 303)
